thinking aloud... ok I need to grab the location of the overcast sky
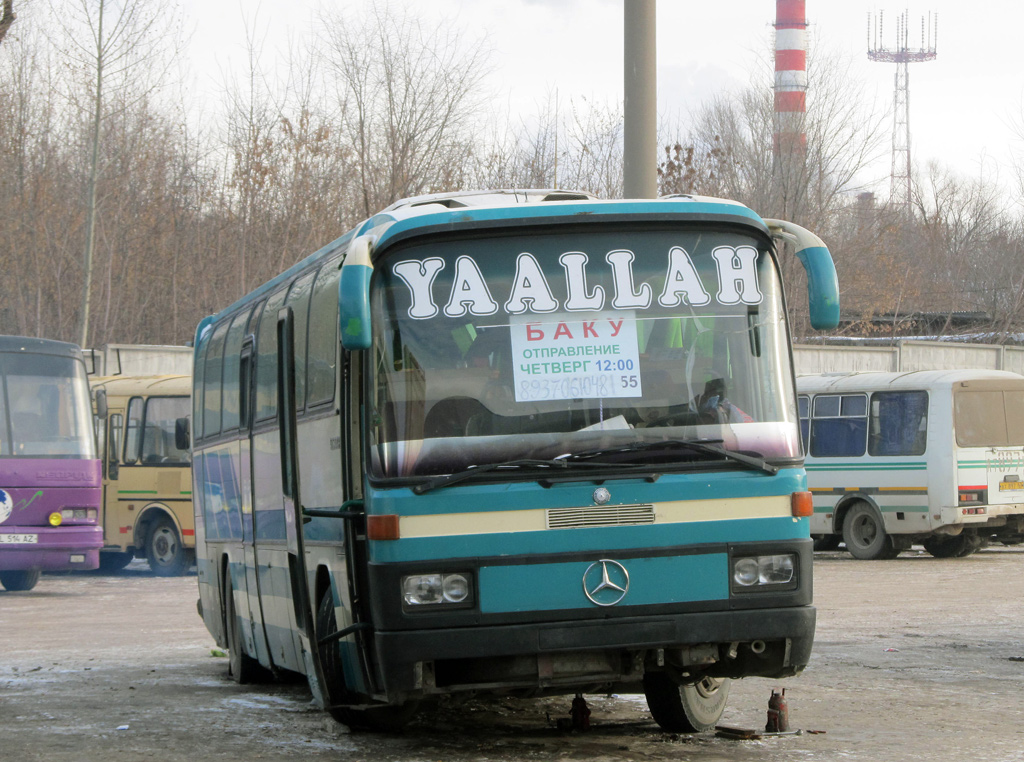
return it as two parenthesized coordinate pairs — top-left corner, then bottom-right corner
(183, 0), (1024, 195)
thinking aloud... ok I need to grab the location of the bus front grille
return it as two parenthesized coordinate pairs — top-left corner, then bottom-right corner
(546, 505), (655, 529)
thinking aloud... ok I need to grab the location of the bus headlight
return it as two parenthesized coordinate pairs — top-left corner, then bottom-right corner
(402, 572), (473, 610)
(61, 508), (96, 523)
(48, 512), (63, 527)
(731, 554), (796, 590)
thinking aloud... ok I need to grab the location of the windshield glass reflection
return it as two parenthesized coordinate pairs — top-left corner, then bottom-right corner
(369, 227), (799, 479)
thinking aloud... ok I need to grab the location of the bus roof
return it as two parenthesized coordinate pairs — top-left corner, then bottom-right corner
(196, 190), (772, 343)
(797, 369), (1024, 393)
(89, 374), (191, 397)
(0, 335), (84, 360)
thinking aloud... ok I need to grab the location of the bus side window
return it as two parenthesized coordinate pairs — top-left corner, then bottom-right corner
(810, 394), (867, 457)
(798, 394), (810, 455)
(221, 309), (251, 431)
(109, 413), (123, 464)
(870, 391), (928, 456)
(124, 398), (143, 464)
(285, 270), (316, 413)
(202, 322), (229, 440)
(255, 288), (288, 422)
(306, 260), (340, 408)
(193, 329), (208, 445)
(94, 414), (106, 470)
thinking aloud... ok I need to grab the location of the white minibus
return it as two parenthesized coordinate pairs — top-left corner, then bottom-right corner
(798, 370), (1024, 559)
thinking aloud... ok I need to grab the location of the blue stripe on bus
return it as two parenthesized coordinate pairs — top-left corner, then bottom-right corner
(369, 515), (806, 564)
(478, 553), (728, 613)
(367, 468), (807, 517)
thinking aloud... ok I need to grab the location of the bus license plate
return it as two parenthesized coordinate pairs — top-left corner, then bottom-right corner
(999, 481), (1024, 491)
(0, 533), (38, 544)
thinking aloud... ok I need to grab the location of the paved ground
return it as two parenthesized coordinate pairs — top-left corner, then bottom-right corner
(3, 548), (1024, 761)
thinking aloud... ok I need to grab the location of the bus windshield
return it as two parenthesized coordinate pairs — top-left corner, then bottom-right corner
(0, 353), (96, 459)
(369, 227), (799, 479)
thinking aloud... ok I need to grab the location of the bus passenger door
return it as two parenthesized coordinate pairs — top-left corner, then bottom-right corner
(277, 307), (335, 708)
(240, 335), (274, 667)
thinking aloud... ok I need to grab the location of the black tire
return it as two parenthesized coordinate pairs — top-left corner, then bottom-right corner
(922, 532), (983, 558)
(812, 534), (842, 552)
(0, 569), (41, 591)
(224, 574), (262, 683)
(98, 551), (135, 572)
(842, 503), (899, 560)
(146, 518), (189, 576)
(316, 589), (418, 731)
(643, 672), (730, 732)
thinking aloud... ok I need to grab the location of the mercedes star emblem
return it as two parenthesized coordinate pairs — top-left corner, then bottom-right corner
(582, 559), (630, 606)
(593, 487), (611, 505)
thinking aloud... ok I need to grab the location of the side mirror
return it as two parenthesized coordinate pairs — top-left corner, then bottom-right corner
(339, 236), (374, 351)
(94, 389), (108, 419)
(764, 219), (840, 331)
(175, 417), (191, 452)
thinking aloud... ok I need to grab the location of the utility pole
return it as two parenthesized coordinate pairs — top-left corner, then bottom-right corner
(623, 0), (657, 199)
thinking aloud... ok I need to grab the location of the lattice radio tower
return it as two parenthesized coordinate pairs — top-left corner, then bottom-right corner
(868, 10), (938, 211)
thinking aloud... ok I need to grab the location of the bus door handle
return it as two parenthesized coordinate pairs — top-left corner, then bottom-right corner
(301, 498), (364, 524)
(317, 621), (373, 648)
(301, 509), (362, 522)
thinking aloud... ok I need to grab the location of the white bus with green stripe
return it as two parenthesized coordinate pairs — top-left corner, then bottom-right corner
(798, 370), (1024, 559)
(190, 189), (839, 732)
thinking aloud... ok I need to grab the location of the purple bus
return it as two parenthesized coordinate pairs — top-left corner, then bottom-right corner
(0, 337), (102, 591)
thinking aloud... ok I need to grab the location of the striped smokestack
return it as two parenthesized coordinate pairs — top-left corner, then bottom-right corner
(774, 0), (807, 155)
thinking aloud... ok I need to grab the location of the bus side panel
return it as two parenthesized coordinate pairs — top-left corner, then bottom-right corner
(237, 436), (274, 668)
(251, 427), (304, 673)
(297, 412), (365, 693)
(193, 451), (225, 646)
(804, 389), (931, 537)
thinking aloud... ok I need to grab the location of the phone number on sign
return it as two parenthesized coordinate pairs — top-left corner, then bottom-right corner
(518, 373), (640, 401)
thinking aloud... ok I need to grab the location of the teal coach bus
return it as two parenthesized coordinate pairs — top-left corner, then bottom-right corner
(189, 190), (839, 731)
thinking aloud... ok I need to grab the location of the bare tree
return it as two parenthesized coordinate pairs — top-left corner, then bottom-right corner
(318, 2), (491, 217)
(53, 0), (180, 347)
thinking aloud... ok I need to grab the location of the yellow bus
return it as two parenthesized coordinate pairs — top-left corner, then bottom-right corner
(91, 375), (194, 575)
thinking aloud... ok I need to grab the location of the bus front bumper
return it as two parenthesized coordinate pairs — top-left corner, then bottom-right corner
(0, 525), (102, 571)
(372, 605), (815, 697)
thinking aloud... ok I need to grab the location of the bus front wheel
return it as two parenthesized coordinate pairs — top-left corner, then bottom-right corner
(643, 672), (729, 732)
(842, 503), (899, 560)
(316, 589), (419, 731)
(0, 569), (41, 591)
(146, 518), (190, 576)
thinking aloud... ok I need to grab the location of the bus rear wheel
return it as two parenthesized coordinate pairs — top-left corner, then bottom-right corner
(842, 503), (899, 560)
(0, 569), (41, 591)
(316, 589), (418, 731)
(643, 672), (729, 732)
(146, 518), (190, 576)
(923, 532), (983, 558)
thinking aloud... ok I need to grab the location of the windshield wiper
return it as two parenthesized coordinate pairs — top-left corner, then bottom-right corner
(412, 458), (613, 495)
(566, 438), (778, 475)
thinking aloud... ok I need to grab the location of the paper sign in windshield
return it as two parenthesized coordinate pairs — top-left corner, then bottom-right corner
(510, 312), (642, 402)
